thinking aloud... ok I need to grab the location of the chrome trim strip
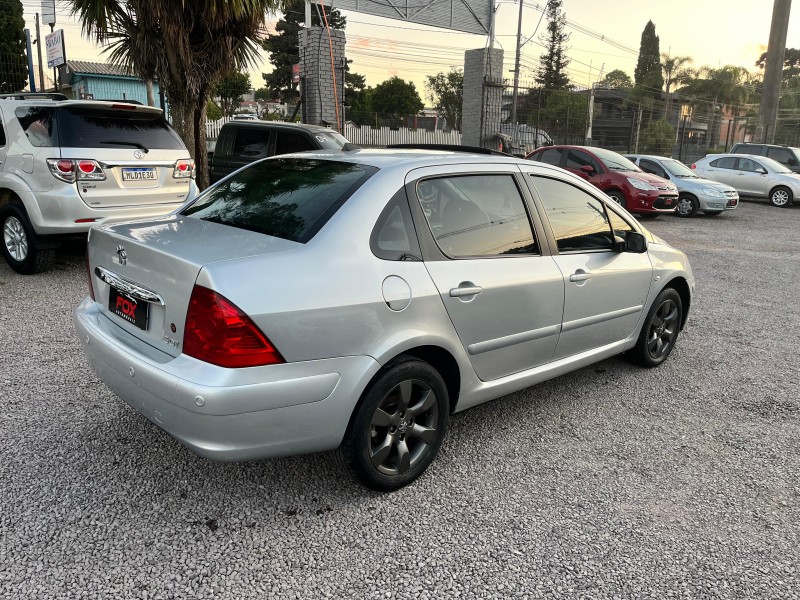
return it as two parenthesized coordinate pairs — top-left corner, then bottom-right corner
(94, 266), (165, 305)
(560, 305), (642, 333)
(468, 324), (561, 355)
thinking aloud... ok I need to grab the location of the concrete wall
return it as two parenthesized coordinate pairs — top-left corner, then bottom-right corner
(461, 47), (504, 148)
(299, 27), (346, 129)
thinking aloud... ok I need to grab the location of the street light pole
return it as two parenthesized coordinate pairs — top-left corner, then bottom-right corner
(510, 0), (524, 126)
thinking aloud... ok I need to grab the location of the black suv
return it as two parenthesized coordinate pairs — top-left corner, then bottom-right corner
(730, 143), (800, 173)
(209, 121), (348, 183)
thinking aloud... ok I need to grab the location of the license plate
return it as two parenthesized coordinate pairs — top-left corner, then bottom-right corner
(109, 287), (149, 330)
(664, 198), (673, 206)
(122, 168), (156, 181)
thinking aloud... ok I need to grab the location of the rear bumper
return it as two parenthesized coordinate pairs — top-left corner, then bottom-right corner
(74, 298), (381, 461)
(19, 183), (196, 235)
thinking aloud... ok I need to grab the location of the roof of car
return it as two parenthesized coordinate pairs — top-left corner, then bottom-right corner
(626, 154), (675, 161)
(0, 96), (162, 114)
(220, 120), (338, 133)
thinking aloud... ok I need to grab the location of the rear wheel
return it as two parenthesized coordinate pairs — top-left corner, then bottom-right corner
(342, 357), (448, 491)
(1, 203), (55, 274)
(628, 288), (683, 368)
(769, 186), (793, 208)
(676, 195), (699, 218)
(606, 190), (626, 209)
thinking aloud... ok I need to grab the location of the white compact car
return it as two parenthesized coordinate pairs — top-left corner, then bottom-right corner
(0, 93), (197, 273)
(691, 153), (800, 208)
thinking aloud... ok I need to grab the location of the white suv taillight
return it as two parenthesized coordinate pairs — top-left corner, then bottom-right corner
(47, 159), (106, 183)
(173, 159), (195, 180)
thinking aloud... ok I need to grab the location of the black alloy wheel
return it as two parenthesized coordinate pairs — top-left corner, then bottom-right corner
(676, 195), (699, 218)
(629, 288), (683, 368)
(343, 357), (448, 491)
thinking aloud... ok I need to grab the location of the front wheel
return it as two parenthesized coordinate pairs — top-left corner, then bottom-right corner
(342, 357), (449, 491)
(628, 288), (683, 368)
(769, 186), (793, 208)
(676, 195), (699, 218)
(606, 190), (626, 210)
(1, 203), (55, 274)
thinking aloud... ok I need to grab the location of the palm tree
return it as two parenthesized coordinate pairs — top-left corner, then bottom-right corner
(69, 0), (281, 188)
(660, 53), (693, 120)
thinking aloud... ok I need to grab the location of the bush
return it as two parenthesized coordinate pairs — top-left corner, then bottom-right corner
(640, 119), (675, 155)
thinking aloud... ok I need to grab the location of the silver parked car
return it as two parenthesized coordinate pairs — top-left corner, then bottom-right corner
(691, 153), (800, 208)
(74, 149), (694, 491)
(625, 154), (739, 218)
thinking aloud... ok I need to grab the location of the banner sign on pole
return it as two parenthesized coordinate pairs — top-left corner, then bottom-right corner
(45, 29), (65, 69)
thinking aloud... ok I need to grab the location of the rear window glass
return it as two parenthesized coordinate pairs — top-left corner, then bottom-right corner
(181, 158), (377, 243)
(56, 107), (184, 150)
(15, 106), (57, 147)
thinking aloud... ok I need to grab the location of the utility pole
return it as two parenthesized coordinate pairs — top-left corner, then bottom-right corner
(756, 0), (792, 143)
(35, 14), (45, 93)
(510, 0), (524, 126)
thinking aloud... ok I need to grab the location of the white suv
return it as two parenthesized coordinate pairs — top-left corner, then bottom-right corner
(0, 94), (197, 274)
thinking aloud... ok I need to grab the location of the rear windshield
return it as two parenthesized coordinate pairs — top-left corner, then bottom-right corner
(181, 158), (377, 243)
(314, 131), (348, 149)
(15, 105), (185, 149)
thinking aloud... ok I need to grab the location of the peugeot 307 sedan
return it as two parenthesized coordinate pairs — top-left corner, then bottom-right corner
(74, 148), (694, 491)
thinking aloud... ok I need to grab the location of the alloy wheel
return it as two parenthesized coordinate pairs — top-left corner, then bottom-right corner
(771, 189), (790, 207)
(3, 216), (28, 262)
(646, 298), (679, 360)
(369, 379), (439, 476)
(676, 197), (694, 216)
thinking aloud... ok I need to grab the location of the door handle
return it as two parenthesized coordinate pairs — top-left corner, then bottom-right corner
(450, 284), (483, 298)
(569, 270), (591, 282)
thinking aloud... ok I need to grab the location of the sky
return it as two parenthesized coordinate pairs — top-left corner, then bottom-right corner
(19, 0), (800, 99)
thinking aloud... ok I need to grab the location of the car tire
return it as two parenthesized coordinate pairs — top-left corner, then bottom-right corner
(676, 195), (699, 218)
(769, 186), (793, 208)
(606, 190), (626, 209)
(341, 356), (449, 491)
(628, 288), (683, 368)
(1, 203), (55, 275)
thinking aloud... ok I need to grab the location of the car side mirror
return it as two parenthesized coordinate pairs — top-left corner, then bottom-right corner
(756, 167), (767, 174)
(618, 231), (647, 253)
(580, 165), (595, 175)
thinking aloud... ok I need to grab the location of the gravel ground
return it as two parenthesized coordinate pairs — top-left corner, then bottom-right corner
(1, 200), (799, 599)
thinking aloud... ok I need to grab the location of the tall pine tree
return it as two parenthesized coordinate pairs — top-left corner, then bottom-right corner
(633, 20), (664, 96)
(535, 0), (570, 90)
(0, 0), (28, 93)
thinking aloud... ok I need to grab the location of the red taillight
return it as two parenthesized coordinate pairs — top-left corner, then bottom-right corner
(57, 160), (73, 173)
(691, 163), (696, 169)
(183, 285), (284, 368)
(78, 160), (96, 174)
(85, 250), (95, 301)
(173, 159), (195, 180)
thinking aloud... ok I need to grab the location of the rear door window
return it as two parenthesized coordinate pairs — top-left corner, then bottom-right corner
(181, 158), (377, 243)
(55, 107), (185, 149)
(232, 127), (270, 159)
(274, 131), (316, 155)
(710, 157), (737, 169)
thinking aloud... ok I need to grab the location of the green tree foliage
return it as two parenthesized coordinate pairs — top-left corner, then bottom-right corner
(597, 69), (633, 89)
(633, 21), (663, 96)
(425, 69), (463, 131)
(0, 0), (28, 94)
(69, 0), (280, 189)
(519, 90), (587, 143)
(345, 71), (372, 126)
(639, 119), (675, 155)
(206, 100), (223, 121)
(261, 1), (346, 104)
(536, 0), (570, 90)
(370, 77), (423, 127)
(756, 47), (800, 82)
(254, 87), (271, 101)
(661, 53), (693, 118)
(214, 71), (251, 117)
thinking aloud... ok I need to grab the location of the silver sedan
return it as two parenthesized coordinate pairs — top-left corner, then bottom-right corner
(74, 149), (694, 491)
(692, 153), (800, 207)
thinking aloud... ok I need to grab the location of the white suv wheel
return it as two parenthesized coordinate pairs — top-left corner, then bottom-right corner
(3, 215), (28, 262)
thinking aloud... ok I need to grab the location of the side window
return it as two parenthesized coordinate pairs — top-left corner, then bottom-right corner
(531, 176), (614, 253)
(416, 174), (538, 258)
(533, 147), (563, 165)
(737, 158), (762, 172)
(566, 150), (601, 173)
(231, 128), (269, 159)
(767, 147), (793, 165)
(607, 209), (636, 242)
(14, 106), (57, 147)
(710, 157), (736, 169)
(274, 132), (316, 155)
(0, 122), (5, 146)
(640, 159), (667, 179)
(370, 194), (420, 261)
(735, 144), (760, 154)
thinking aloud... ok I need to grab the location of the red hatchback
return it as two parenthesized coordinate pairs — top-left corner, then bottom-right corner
(526, 145), (678, 216)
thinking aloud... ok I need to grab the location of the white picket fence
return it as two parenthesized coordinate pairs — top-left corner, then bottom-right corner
(343, 124), (462, 147)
